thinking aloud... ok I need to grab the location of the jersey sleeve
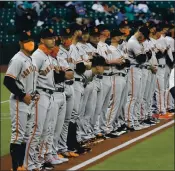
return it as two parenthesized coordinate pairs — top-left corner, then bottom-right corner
(32, 52), (43, 71)
(5, 58), (23, 79)
(128, 40), (143, 56)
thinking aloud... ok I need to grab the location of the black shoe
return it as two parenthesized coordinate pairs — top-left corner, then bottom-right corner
(42, 162), (54, 170)
(144, 119), (156, 125)
(126, 126), (135, 132)
(105, 133), (119, 138)
(76, 147), (92, 154)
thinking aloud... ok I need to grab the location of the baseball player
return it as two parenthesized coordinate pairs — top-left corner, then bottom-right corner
(96, 24), (113, 136)
(3, 31), (37, 171)
(102, 29), (130, 137)
(24, 29), (57, 170)
(151, 26), (172, 119)
(56, 28), (79, 158)
(125, 26), (150, 131)
(143, 22), (159, 124)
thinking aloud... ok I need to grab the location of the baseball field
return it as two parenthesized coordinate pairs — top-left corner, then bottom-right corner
(0, 73), (174, 170)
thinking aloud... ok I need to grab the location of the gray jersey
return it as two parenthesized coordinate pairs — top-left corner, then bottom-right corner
(97, 41), (112, 73)
(69, 44), (83, 63)
(32, 49), (55, 90)
(76, 42), (90, 61)
(127, 35), (145, 65)
(109, 45), (127, 74)
(118, 41), (128, 59)
(149, 38), (158, 66)
(6, 51), (36, 95)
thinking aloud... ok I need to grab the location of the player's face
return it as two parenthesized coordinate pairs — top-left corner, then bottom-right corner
(113, 36), (121, 43)
(137, 32), (145, 42)
(96, 66), (104, 74)
(150, 27), (156, 35)
(101, 30), (110, 38)
(42, 37), (55, 48)
(162, 28), (169, 35)
(120, 27), (130, 36)
(90, 35), (100, 45)
(82, 33), (90, 42)
(62, 37), (72, 47)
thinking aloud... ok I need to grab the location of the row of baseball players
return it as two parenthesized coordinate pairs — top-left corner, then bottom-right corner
(4, 21), (175, 171)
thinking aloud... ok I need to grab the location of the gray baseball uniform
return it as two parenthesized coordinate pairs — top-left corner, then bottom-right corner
(152, 36), (167, 114)
(125, 35), (145, 127)
(6, 51), (37, 145)
(57, 45), (75, 153)
(101, 45), (128, 133)
(97, 41), (112, 135)
(24, 49), (56, 170)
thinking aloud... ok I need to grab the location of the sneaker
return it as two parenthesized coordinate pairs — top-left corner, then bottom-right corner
(76, 147), (92, 154)
(56, 154), (69, 162)
(140, 123), (150, 129)
(111, 130), (127, 136)
(61, 151), (79, 158)
(42, 162), (54, 170)
(158, 114), (172, 120)
(17, 166), (26, 171)
(133, 125), (142, 131)
(47, 156), (63, 165)
(144, 119), (156, 126)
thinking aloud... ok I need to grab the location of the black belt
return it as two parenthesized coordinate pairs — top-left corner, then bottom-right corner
(158, 64), (165, 68)
(141, 65), (150, 69)
(112, 73), (126, 77)
(36, 87), (54, 94)
(65, 80), (74, 85)
(103, 72), (113, 76)
(75, 78), (85, 82)
(96, 75), (103, 79)
(131, 64), (142, 69)
(55, 87), (64, 92)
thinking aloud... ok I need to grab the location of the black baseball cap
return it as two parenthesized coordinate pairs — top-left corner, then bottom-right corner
(139, 26), (150, 39)
(40, 28), (56, 39)
(119, 21), (129, 28)
(91, 55), (106, 67)
(19, 31), (34, 42)
(59, 28), (73, 37)
(97, 24), (109, 32)
(89, 26), (100, 37)
(110, 29), (125, 38)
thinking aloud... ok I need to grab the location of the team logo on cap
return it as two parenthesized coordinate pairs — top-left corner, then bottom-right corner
(26, 31), (31, 36)
(66, 28), (70, 33)
(49, 29), (54, 33)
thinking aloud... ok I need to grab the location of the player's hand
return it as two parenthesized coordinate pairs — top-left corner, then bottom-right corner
(115, 57), (125, 65)
(23, 93), (32, 105)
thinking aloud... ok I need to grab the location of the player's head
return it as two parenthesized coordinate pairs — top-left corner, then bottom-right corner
(119, 21), (130, 37)
(91, 55), (106, 74)
(160, 22), (169, 35)
(137, 26), (150, 42)
(97, 24), (110, 40)
(110, 29), (125, 44)
(81, 29), (90, 43)
(70, 25), (83, 42)
(19, 31), (35, 53)
(148, 21), (157, 35)
(89, 27), (100, 45)
(155, 26), (163, 39)
(40, 28), (56, 49)
(75, 61), (86, 75)
(59, 28), (73, 48)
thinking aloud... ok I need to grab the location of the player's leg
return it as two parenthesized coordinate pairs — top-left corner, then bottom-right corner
(24, 92), (52, 170)
(58, 85), (75, 155)
(98, 76), (112, 135)
(10, 98), (29, 171)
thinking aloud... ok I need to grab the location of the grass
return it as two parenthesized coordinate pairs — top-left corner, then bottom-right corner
(0, 73), (11, 156)
(88, 127), (174, 170)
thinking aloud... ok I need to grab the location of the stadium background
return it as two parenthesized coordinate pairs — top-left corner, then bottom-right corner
(0, 1), (175, 66)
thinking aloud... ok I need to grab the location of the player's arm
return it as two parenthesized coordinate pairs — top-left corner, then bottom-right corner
(3, 59), (31, 104)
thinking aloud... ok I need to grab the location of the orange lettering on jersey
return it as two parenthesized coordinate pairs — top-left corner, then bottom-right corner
(23, 71), (28, 77)
(26, 69), (30, 75)
(21, 74), (25, 78)
(29, 66), (33, 72)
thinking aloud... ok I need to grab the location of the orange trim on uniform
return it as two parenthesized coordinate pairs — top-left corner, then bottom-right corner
(156, 79), (162, 113)
(26, 101), (38, 167)
(127, 67), (134, 128)
(13, 100), (19, 143)
(167, 90), (170, 110)
(6, 74), (16, 79)
(106, 76), (116, 132)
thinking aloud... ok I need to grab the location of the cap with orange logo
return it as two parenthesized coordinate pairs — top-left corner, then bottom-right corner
(19, 31), (34, 42)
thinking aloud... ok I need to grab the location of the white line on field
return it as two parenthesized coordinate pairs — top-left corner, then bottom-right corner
(67, 120), (174, 171)
(1, 100), (9, 104)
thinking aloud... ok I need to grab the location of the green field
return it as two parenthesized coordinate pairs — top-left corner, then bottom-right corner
(88, 127), (175, 170)
(1, 73), (11, 156)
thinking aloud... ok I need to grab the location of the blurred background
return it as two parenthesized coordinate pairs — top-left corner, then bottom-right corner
(0, 1), (174, 65)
